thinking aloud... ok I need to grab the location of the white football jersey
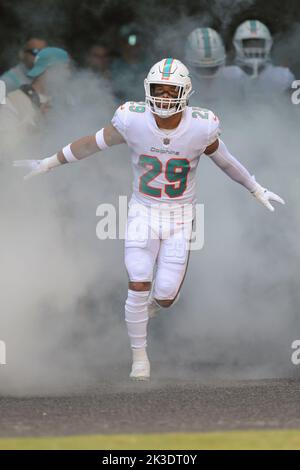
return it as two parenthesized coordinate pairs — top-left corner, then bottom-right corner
(190, 65), (245, 109)
(239, 63), (295, 93)
(111, 101), (220, 206)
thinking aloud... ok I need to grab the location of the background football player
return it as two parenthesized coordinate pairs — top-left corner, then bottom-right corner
(185, 27), (245, 109)
(14, 58), (284, 381)
(233, 19), (295, 93)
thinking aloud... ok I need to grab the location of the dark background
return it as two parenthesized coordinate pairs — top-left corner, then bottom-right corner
(0, 0), (299, 72)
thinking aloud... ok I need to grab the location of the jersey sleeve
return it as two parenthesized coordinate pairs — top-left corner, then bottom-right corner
(207, 110), (221, 146)
(111, 102), (128, 141)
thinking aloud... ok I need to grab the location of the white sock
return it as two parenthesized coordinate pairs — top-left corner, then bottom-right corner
(132, 347), (149, 363)
(125, 289), (150, 352)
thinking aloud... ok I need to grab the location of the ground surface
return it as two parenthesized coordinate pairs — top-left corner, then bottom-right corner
(0, 375), (299, 439)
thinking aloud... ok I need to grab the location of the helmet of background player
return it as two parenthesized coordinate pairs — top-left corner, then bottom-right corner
(233, 20), (273, 77)
(185, 27), (226, 79)
(144, 58), (193, 118)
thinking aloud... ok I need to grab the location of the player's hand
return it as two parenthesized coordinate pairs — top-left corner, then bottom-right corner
(251, 181), (285, 212)
(13, 159), (50, 180)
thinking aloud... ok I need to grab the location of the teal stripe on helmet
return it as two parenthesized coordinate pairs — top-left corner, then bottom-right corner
(250, 20), (257, 33)
(162, 58), (173, 78)
(201, 28), (212, 58)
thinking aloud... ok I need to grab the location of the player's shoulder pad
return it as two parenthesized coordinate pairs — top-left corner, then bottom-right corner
(114, 101), (130, 119)
(280, 66), (295, 83)
(270, 65), (295, 86)
(111, 101), (131, 139)
(190, 107), (220, 148)
(117, 101), (146, 111)
(126, 101), (147, 115)
(114, 101), (146, 123)
(222, 65), (245, 80)
(207, 109), (221, 146)
(112, 101), (147, 140)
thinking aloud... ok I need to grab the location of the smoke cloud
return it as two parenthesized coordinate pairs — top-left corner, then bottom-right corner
(0, 2), (300, 396)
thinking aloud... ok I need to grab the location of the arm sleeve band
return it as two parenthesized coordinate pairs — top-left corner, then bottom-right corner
(208, 139), (256, 192)
(95, 128), (109, 150)
(62, 144), (79, 163)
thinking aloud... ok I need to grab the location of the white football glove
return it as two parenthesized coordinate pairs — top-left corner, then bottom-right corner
(13, 154), (60, 180)
(251, 181), (285, 212)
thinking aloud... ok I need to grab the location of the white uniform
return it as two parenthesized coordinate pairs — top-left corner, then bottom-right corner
(190, 65), (245, 110)
(239, 63), (295, 94)
(111, 101), (219, 299)
(112, 101), (219, 206)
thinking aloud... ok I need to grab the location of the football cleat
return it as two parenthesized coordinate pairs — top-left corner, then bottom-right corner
(148, 293), (181, 319)
(148, 297), (162, 319)
(129, 359), (150, 381)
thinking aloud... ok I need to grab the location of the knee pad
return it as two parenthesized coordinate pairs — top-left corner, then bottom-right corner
(125, 215), (159, 282)
(153, 270), (182, 300)
(125, 247), (154, 282)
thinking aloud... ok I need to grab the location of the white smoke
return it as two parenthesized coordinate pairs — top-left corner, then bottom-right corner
(0, 3), (300, 397)
(151, 95), (300, 380)
(209, 0), (256, 31)
(273, 23), (300, 75)
(0, 70), (132, 395)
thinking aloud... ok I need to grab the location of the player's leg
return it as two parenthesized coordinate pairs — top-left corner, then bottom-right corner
(124, 215), (160, 380)
(149, 222), (192, 317)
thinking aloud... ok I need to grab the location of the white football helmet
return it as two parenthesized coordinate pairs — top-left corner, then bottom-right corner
(144, 58), (192, 118)
(185, 27), (226, 77)
(233, 20), (273, 76)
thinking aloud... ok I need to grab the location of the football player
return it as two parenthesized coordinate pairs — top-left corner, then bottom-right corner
(233, 20), (295, 92)
(185, 27), (244, 108)
(14, 58), (284, 381)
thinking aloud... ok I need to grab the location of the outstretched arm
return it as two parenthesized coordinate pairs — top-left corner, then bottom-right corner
(204, 138), (285, 212)
(14, 124), (125, 179)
